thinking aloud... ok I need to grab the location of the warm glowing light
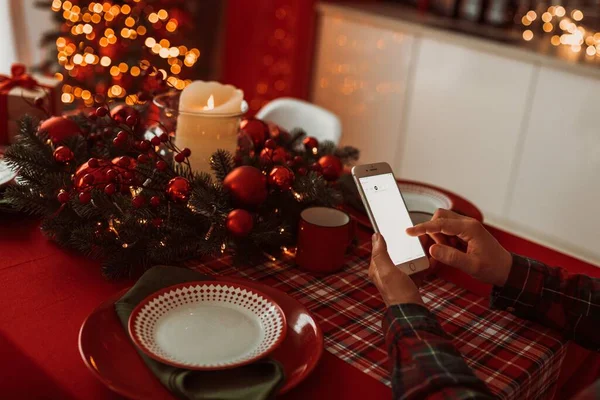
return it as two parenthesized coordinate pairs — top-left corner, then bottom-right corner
(91, 14), (101, 23)
(203, 95), (215, 110)
(159, 48), (169, 58)
(108, 36), (117, 44)
(572, 10), (583, 21)
(543, 23), (553, 33)
(585, 36), (595, 46)
(145, 37), (156, 47)
(148, 13), (158, 23)
(157, 9), (168, 20)
(159, 39), (170, 48)
(110, 66), (120, 76)
(526, 11), (537, 21)
(63, 1), (72, 10)
(84, 53), (95, 63)
(99, 37), (108, 47)
(137, 26), (146, 35)
(61, 93), (74, 103)
(567, 23), (577, 34)
(82, 24), (92, 34)
(168, 47), (179, 57)
(121, 4), (131, 14)
(170, 64), (181, 74)
(523, 30), (534, 41)
(100, 56), (111, 66)
(73, 54), (83, 64)
(555, 6), (566, 17)
(521, 16), (531, 26)
(166, 19), (177, 32)
(93, 3), (102, 13)
(130, 66), (140, 76)
(542, 12), (552, 23)
(121, 28), (130, 38)
(151, 44), (161, 54)
(125, 17), (135, 27)
(571, 45), (581, 53)
(551, 35), (561, 46)
(586, 46), (596, 56)
(51, 0), (62, 11)
(119, 62), (128, 72)
(54, 72), (63, 81)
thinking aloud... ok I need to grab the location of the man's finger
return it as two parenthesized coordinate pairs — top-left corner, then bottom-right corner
(406, 218), (475, 241)
(429, 244), (477, 275)
(371, 233), (396, 274)
(431, 208), (461, 220)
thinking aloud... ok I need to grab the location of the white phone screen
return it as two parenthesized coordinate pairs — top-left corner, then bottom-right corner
(359, 173), (425, 265)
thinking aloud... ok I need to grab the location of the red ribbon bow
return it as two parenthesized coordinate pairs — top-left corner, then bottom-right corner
(0, 63), (41, 93)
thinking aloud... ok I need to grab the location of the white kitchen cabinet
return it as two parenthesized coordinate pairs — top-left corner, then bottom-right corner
(398, 38), (536, 220)
(506, 67), (600, 263)
(311, 15), (415, 165)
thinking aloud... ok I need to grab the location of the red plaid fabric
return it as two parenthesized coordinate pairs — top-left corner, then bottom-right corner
(189, 238), (567, 399)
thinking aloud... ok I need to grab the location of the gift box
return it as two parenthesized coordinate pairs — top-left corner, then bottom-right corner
(0, 64), (62, 145)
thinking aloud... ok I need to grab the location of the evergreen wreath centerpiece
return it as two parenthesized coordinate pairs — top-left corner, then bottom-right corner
(3, 106), (358, 278)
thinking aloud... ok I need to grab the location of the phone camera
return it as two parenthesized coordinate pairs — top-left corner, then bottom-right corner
(374, 186), (378, 190)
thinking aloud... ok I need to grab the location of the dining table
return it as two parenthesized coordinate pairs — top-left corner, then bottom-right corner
(1, 182), (599, 400)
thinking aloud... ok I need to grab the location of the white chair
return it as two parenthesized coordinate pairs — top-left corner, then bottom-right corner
(256, 97), (342, 145)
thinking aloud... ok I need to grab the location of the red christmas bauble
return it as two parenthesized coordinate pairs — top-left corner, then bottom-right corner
(267, 122), (290, 143)
(237, 132), (255, 155)
(166, 177), (191, 204)
(110, 105), (139, 124)
(223, 166), (267, 208)
(73, 159), (112, 190)
(318, 155), (343, 181)
(268, 166), (295, 191)
(226, 209), (254, 237)
(53, 146), (74, 163)
(259, 146), (289, 166)
(39, 117), (82, 144)
(303, 137), (319, 152)
(240, 118), (269, 149)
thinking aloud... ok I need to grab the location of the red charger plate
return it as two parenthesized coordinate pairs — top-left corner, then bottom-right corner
(78, 277), (324, 399)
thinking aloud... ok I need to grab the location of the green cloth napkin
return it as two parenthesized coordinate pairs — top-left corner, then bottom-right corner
(115, 265), (285, 400)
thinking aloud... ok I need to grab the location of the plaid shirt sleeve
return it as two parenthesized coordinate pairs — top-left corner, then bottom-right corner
(383, 303), (494, 399)
(490, 254), (600, 351)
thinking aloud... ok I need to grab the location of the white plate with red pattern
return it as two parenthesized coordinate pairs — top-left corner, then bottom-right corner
(0, 150), (18, 187)
(398, 183), (454, 224)
(128, 281), (287, 370)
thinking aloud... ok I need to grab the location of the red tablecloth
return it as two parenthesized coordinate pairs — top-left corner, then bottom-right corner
(0, 214), (598, 399)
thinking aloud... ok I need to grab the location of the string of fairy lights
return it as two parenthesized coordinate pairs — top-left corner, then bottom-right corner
(51, 0), (199, 106)
(521, 6), (600, 57)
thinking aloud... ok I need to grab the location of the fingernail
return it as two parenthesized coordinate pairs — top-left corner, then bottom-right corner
(372, 233), (379, 245)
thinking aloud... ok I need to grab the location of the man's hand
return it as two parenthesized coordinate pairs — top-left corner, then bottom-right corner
(369, 233), (424, 307)
(406, 209), (512, 287)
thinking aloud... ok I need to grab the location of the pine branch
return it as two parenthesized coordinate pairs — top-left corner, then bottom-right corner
(209, 150), (234, 182)
(4, 185), (59, 216)
(288, 128), (307, 149)
(335, 146), (360, 164)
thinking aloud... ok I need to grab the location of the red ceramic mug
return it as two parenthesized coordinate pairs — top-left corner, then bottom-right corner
(296, 207), (354, 274)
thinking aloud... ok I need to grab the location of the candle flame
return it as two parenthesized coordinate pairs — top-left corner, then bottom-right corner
(203, 94), (215, 110)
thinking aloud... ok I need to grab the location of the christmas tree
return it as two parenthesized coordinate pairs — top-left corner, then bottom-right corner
(36, 0), (223, 107)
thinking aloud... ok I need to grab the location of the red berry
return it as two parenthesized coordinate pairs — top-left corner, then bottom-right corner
(159, 133), (169, 142)
(96, 107), (108, 117)
(122, 171), (134, 180)
(150, 136), (161, 146)
(116, 131), (128, 142)
(104, 183), (116, 195)
(286, 160), (295, 168)
(113, 137), (124, 147)
(174, 153), (186, 163)
(132, 195), (146, 208)
(139, 140), (151, 151)
(181, 148), (191, 157)
(152, 217), (163, 227)
(105, 169), (118, 181)
(297, 167), (308, 176)
(155, 160), (167, 171)
(82, 173), (95, 185)
(88, 112), (97, 121)
(310, 162), (322, 173)
(264, 139), (277, 149)
(150, 196), (161, 207)
(117, 156), (130, 167)
(293, 156), (303, 165)
(137, 154), (149, 164)
(103, 127), (112, 136)
(125, 115), (138, 126)
(88, 158), (99, 168)
(57, 190), (69, 203)
(79, 191), (92, 204)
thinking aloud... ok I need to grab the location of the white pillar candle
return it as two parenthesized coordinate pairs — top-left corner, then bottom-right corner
(175, 81), (245, 173)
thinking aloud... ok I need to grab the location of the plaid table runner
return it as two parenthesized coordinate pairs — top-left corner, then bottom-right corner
(190, 237), (567, 400)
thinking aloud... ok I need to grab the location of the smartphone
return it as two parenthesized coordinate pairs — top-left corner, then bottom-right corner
(351, 162), (429, 275)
